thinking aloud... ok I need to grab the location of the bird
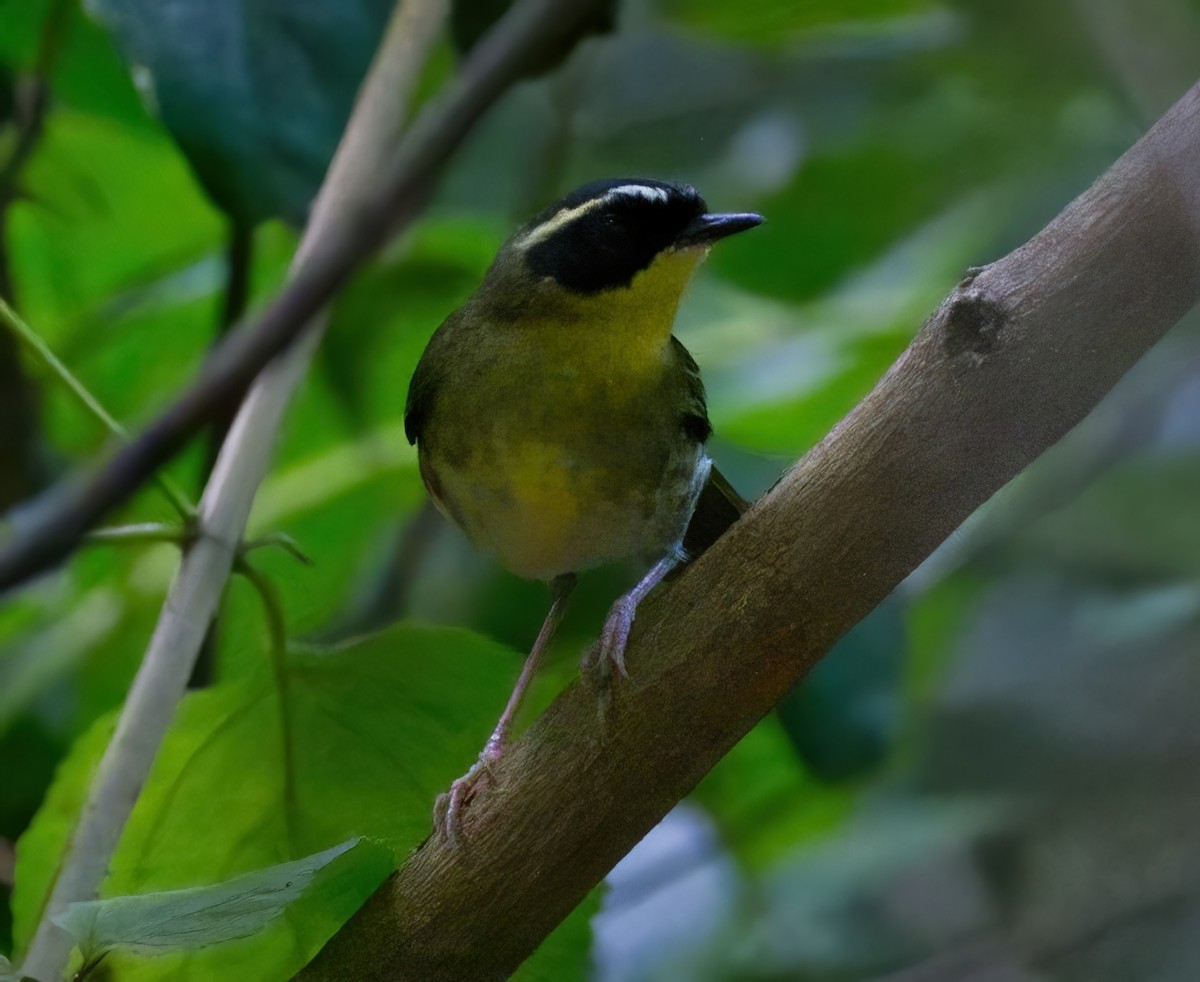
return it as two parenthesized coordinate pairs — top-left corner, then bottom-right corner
(404, 178), (762, 840)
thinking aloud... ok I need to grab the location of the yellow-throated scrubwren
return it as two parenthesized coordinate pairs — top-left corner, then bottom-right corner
(405, 178), (762, 838)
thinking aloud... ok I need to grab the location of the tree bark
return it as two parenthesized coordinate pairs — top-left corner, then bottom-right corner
(296, 81), (1200, 982)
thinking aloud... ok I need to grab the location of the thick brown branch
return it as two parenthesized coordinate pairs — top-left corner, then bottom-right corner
(295, 81), (1200, 981)
(0, 0), (611, 594)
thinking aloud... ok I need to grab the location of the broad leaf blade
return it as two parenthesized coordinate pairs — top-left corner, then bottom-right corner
(85, 0), (394, 223)
(13, 624), (532, 980)
(52, 839), (361, 960)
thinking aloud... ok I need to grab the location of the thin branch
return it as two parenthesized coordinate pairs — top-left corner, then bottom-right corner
(17, 0), (611, 978)
(242, 531), (313, 567)
(0, 0), (69, 206)
(202, 218), (257, 485)
(0, 297), (195, 520)
(294, 79), (1200, 982)
(191, 219), (256, 688)
(0, 0), (613, 593)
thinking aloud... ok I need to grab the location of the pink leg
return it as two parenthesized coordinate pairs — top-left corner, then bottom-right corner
(586, 549), (685, 680)
(435, 573), (576, 844)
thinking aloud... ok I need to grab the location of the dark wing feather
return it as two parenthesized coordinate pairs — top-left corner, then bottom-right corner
(683, 464), (751, 557)
(404, 358), (435, 445)
(405, 315), (458, 446)
(671, 335), (712, 444)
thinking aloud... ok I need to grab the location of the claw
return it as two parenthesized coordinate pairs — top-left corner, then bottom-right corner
(434, 744), (504, 846)
(434, 576), (578, 845)
(580, 596), (638, 732)
(595, 595), (635, 678)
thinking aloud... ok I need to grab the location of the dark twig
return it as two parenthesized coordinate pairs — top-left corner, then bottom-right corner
(204, 218), (256, 482)
(0, 0), (72, 508)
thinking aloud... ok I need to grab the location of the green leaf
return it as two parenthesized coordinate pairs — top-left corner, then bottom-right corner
(776, 596), (906, 783)
(514, 887), (601, 982)
(85, 0), (394, 224)
(692, 715), (853, 870)
(10, 107), (223, 345)
(13, 624), (531, 979)
(10, 714), (116, 962)
(52, 838), (361, 961)
(719, 330), (911, 456)
(3, 1), (152, 129)
(716, 146), (968, 304)
(321, 217), (502, 426)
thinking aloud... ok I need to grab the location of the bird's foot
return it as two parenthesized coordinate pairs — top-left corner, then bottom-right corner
(433, 740), (504, 846)
(584, 594), (636, 679)
(582, 595), (638, 729)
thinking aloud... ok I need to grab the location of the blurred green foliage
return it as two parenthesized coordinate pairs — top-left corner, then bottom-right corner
(2, 0), (1200, 979)
(86, 0), (395, 225)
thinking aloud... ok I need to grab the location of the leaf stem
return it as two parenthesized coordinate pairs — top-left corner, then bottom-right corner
(236, 559), (297, 849)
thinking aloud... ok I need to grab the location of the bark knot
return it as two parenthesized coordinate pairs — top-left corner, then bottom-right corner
(942, 290), (1006, 358)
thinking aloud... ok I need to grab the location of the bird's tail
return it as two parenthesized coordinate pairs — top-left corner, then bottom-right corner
(683, 464), (751, 558)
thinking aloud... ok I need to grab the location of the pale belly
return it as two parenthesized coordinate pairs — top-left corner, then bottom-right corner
(423, 434), (710, 581)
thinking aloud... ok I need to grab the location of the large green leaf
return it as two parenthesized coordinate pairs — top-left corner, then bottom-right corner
(776, 596), (906, 783)
(515, 887), (601, 982)
(320, 216), (503, 427)
(10, 106), (223, 345)
(11, 624), (565, 980)
(85, 0), (395, 224)
(52, 839), (363, 962)
(692, 715), (853, 870)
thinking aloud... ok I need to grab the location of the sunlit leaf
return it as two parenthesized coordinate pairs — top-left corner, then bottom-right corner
(9, 108), (222, 353)
(10, 715), (116, 961)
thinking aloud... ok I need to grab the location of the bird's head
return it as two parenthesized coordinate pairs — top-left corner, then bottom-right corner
(478, 179), (762, 326)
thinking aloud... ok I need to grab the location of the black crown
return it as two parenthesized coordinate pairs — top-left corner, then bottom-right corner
(523, 179), (707, 293)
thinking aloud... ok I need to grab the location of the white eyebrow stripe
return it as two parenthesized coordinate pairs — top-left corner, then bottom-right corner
(516, 196), (606, 250)
(605, 183), (670, 204)
(517, 184), (677, 252)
